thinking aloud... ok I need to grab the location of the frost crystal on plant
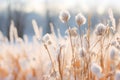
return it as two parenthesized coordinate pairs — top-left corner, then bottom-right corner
(59, 10), (70, 23)
(91, 63), (103, 78)
(75, 13), (86, 26)
(95, 23), (107, 36)
(115, 71), (120, 80)
(42, 33), (52, 45)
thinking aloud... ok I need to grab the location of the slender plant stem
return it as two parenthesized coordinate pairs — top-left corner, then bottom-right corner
(44, 44), (57, 79)
(58, 47), (63, 80)
(66, 22), (76, 80)
(78, 26), (83, 48)
(87, 14), (91, 80)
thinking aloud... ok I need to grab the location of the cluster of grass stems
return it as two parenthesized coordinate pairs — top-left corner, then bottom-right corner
(0, 9), (120, 80)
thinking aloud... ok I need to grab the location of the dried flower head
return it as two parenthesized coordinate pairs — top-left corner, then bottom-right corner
(116, 37), (120, 45)
(95, 23), (107, 36)
(115, 71), (120, 80)
(110, 41), (117, 46)
(59, 10), (70, 23)
(42, 33), (52, 45)
(75, 13), (86, 26)
(91, 63), (103, 78)
(79, 48), (86, 57)
(65, 27), (78, 37)
(110, 48), (116, 60)
(116, 44), (120, 50)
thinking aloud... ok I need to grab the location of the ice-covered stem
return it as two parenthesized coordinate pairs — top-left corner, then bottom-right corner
(87, 14), (91, 50)
(9, 20), (19, 43)
(66, 23), (76, 80)
(57, 46), (63, 80)
(32, 20), (40, 40)
(75, 13), (86, 48)
(100, 36), (104, 70)
(59, 10), (75, 79)
(59, 10), (74, 55)
(66, 23), (74, 57)
(50, 22), (55, 36)
(44, 44), (56, 78)
(87, 14), (91, 80)
(9, 20), (14, 43)
(78, 26), (83, 48)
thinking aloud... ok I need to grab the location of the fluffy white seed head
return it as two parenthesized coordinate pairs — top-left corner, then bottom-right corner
(116, 44), (120, 50)
(116, 37), (120, 44)
(59, 10), (70, 23)
(79, 48), (86, 57)
(110, 41), (116, 46)
(91, 63), (103, 78)
(115, 71), (120, 80)
(42, 33), (52, 45)
(65, 27), (78, 37)
(95, 23), (107, 36)
(75, 13), (86, 26)
(110, 48), (116, 60)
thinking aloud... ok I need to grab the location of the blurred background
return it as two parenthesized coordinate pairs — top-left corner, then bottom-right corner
(0, 0), (120, 39)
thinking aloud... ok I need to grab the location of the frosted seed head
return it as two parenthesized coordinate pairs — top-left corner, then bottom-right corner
(75, 13), (86, 26)
(116, 37), (120, 44)
(110, 41), (116, 46)
(65, 27), (78, 37)
(95, 23), (107, 36)
(79, 48), (86, 57)
(59, 10), (70, 23)
(58, 41), (66, 48)
(116, 44), (120, 50)
(110, 48), (116, 60)
(47, 40), (52, 45)
(110, 47), (118, 60)
(42, 33), (50, 42)
(116, 37), (120, 40)
(115, 71), (120, 80)
(42, 33), (52, 45)
(91, 63), (102, 78)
